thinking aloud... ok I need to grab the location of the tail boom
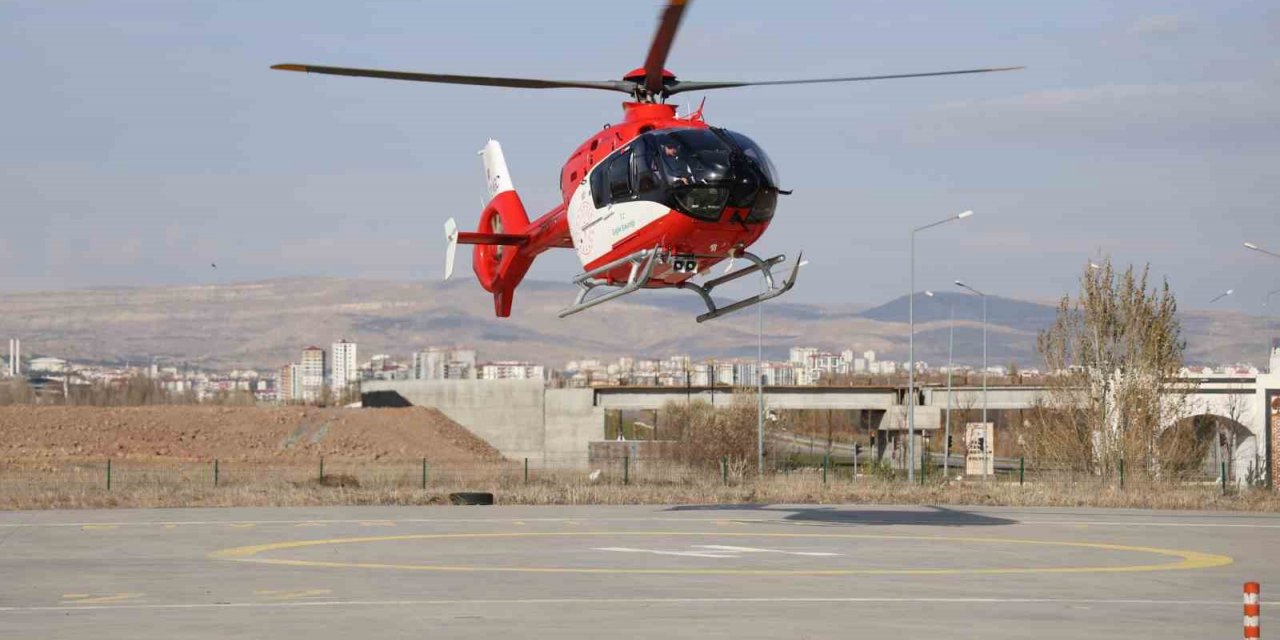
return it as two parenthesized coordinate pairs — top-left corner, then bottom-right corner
(443, 139), (573, 318)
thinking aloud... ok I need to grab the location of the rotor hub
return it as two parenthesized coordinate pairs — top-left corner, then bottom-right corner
(623, 68), (677, 102)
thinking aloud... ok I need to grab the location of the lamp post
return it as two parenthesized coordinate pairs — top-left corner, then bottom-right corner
(941, 294), (955, 478)
(1207, 288), (1234, 369)
(921, 290), (955, 477)
(1206, 288), (1234, 480)
(1088, 262), (1109, 435)
(1264, 289), (1274, 368)
(756, 260), (808, 475)
(1244, 241), (1280, 337)
(758, 272), (764, 474)
(908, 210), (972, 482)
(1245, 242), (1280, 261)
(955, 279), (988, 478)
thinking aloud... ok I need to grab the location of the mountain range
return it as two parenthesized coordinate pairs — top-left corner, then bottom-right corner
(0, 278), (1275, 371)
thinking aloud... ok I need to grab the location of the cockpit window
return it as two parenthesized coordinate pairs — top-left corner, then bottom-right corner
(650, 129), (732, 188)
(631, 136), (660, 193)
(587, 127), (779, 223)
(723, 130), (779, 188)
(606, 149), (632, 201)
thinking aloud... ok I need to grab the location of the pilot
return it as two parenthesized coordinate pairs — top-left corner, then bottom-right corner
(661, 142), (693, 185)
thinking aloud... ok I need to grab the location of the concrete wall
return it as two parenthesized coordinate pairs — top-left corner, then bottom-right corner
(544, 388), (605, 464)
(595, 387), (898, 411)
(1263, 373), (1280, 487)
(363, 379), (547, 460)
(363, 381), (604, 464)
(922, 386), (1051, 410)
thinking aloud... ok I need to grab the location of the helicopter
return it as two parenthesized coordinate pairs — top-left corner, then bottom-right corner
(273, 0), (1019, 322)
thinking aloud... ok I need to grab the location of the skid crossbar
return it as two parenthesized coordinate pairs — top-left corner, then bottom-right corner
(556, 248), (802, 322)
(680, 250), (802, 322)
(557, 248), (663, 318)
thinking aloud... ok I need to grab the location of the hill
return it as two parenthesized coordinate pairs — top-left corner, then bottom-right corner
(0, 277), (1273, 370)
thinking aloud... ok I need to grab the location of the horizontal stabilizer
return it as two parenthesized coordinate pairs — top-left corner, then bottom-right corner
(456, 231), (528, 246)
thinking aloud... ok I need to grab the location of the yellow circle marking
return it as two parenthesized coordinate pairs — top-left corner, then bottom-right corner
(210, 531), (1232, 576)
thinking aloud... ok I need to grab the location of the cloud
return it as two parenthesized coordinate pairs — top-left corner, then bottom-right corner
(1130, 14), (1190, 37)
(906, 81), (1280, 149)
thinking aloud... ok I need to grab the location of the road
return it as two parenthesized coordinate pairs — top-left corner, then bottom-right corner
(0, 503), (1274, 639)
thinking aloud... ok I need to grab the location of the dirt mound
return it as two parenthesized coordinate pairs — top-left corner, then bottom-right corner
(0, 406), (504, 464)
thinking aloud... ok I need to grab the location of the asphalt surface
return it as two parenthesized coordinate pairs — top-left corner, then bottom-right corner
(0, 503), (1276, 639)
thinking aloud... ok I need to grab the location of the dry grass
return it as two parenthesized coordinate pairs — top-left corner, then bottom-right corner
(2, 460), (1279, 512)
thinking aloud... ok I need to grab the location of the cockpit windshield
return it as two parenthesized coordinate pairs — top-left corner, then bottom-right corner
(590, 127), (781, 223)
(649, 129), (733, 188)
(723, 130), (779, 187)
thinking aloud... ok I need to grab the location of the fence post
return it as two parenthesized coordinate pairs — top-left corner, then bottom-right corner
(1118, 458), (1125, 490)
(623, 455), (630, 486)
(319, 456), (324, 482)
(721, 456), (728, 485)
(214, 459), (219, 487)
(421, 458), (428, 489)
(1244, 582), (1260, 639)
(106, 458), (112, 491)
(822, 453), (828, 485)
(1222, 461), (1228, 496)
(1019, 457), (1025, 486)
(524, 457), (529, 484)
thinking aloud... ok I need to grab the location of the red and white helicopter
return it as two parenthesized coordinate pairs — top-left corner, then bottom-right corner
(274, 0), (1018, 322)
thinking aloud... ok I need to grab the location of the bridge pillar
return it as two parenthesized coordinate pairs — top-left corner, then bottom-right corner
(1269, 391), (1280, 490)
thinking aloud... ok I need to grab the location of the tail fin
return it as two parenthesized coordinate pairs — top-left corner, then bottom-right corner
(442, 140), (535, 317)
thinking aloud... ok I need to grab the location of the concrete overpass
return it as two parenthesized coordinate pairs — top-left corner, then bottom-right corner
(363, 372), (1279, 484)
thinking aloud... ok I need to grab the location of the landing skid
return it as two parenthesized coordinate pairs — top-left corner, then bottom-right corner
(557, 248), (802, 323)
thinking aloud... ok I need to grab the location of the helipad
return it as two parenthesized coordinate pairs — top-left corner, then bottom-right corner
(0, 504), (1272, 639)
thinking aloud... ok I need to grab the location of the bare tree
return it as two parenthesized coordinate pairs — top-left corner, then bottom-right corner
(663, 392), (759, 469)
(1027, 258), (1195, 479)
(0, 379), (36, 405)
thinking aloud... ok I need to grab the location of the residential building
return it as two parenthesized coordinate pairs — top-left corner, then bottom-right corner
(300, 346), (326, 401)
(789, 347), (818, 366)
(413, 347), (477, 380)
(413, 348), (447, 380)
(331, 340), (358, 393)
(480, 361), (545, 380)
(277, 363), (301, 402)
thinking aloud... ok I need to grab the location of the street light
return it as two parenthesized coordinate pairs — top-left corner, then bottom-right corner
(1206, 288), (1234, 369)
(1245, 242), (1280, 260)
(756, 259), (809, 475)
(908, 210), (973, 482)
(955, 279), (989, 478)
(933, 292), (957, 478)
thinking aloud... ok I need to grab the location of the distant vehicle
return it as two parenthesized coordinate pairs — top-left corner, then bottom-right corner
(273, 0), (1018, 322)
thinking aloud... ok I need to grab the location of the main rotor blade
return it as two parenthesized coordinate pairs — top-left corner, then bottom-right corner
(642, 0), (691, 94)
(271, 64), (635, 93)
(666, 66), (1024, 95)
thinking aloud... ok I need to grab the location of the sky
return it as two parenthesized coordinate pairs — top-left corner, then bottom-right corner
(2, 0), (1279, 314)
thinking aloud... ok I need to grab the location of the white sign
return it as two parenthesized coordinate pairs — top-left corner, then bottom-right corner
(966, 422), (994, 476)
